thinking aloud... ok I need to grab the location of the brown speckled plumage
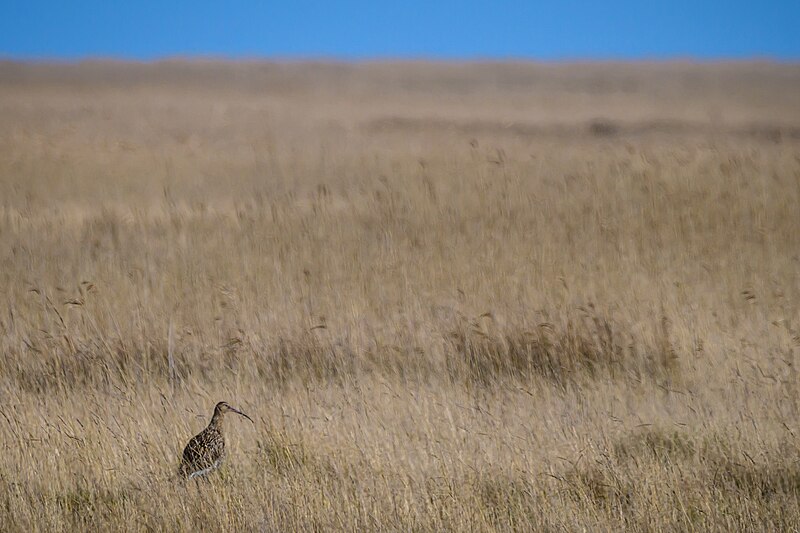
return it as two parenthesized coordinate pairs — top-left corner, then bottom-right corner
(179, 402), (253, 479)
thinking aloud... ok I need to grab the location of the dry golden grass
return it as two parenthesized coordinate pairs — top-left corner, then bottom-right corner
(1, 60), (800, 531)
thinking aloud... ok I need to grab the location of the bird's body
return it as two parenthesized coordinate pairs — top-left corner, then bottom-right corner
(179, 402), (253, 479)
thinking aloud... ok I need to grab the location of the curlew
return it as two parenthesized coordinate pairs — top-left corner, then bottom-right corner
(179, 401), (254, 479)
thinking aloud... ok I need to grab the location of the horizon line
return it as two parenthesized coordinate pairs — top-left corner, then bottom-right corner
(2, 53), (800, 65)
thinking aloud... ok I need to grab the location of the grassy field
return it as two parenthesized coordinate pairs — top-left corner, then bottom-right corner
(1, 60), (800, 531)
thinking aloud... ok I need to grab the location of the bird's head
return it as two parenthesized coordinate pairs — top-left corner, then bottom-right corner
(213, 401), (254, 423)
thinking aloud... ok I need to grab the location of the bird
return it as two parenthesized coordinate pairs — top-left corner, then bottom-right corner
(179, 401), (254, 479)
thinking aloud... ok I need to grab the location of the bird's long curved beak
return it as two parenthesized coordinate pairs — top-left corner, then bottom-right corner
(231, 407), (254, 423)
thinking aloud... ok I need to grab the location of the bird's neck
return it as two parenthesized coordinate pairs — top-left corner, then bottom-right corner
(209, 411), (225, 429)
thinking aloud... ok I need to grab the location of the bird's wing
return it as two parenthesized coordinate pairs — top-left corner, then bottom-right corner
(181, 430), (224, 472)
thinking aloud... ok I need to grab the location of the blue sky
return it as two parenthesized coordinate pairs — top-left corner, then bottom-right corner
(1, 1), (799, 60)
